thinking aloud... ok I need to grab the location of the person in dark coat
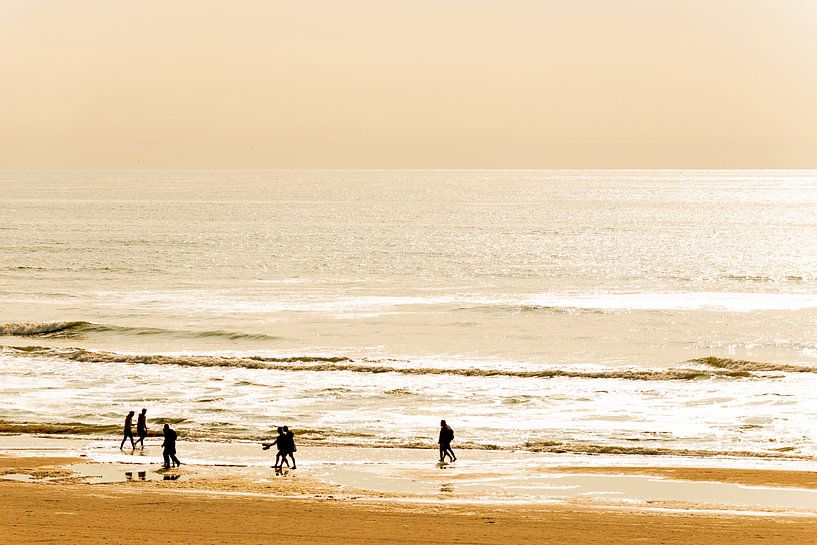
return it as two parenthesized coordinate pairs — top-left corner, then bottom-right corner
(438, 420), (456, 463)
(161, 423), (181, 469)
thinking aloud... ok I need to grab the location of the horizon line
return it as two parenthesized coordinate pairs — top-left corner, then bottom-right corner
(2, 167), (817, 173)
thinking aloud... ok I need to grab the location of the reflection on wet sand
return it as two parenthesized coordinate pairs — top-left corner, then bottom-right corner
(4, 437), (817, 515)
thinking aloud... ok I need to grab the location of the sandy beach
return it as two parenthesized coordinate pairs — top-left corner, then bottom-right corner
(4, 438), (817, 544)
(3, 458), (817, 545)
(4, 482), (817, 545)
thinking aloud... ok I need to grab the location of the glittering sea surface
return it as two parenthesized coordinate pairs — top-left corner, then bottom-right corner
(2, 170), (817, 458)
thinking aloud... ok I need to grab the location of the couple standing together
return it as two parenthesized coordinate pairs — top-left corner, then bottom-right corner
(263, 426), (297, 469)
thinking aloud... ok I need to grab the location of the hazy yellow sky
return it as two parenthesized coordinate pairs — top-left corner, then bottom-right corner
(2, 0), (817, 168)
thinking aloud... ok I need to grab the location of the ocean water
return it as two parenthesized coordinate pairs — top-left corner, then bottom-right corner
(2, 170), (817, 458)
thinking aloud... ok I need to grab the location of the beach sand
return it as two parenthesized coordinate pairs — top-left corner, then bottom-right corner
(2, 478), (817, 545)
(4, 454), (817, 544)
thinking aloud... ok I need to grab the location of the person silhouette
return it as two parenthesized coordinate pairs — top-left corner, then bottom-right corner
(283, 426), (297, 469)
(274, 427), (290, 469)
(120, 411), (135, 449)
(134, 408), (148, 449)
(262, 427), (289, 468)
(161, 423), (181, 469)
(438, 420), (456, 463)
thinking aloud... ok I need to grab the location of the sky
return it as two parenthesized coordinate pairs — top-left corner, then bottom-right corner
(1, 0), (817, 168)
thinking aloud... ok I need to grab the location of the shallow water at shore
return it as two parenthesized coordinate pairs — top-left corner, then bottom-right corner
(4, 436), (817, 513)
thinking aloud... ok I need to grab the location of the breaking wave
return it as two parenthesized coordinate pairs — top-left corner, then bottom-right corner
(0, 420), (151, 437)
(0, 345), (784, 381)
(0, 321), (282, 342)
(519, 441), (808, 459)
(692, 356), (817, 374)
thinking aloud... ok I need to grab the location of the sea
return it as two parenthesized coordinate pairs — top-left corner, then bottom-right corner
(2, 170), (817, 459)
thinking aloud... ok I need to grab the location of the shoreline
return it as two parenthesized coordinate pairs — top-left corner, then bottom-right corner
(1, 423), (812, 461)
(3, 435), (817, 511)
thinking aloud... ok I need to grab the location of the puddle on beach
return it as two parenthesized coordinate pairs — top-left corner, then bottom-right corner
(311, 465), (817, 511)
(0, 473), (38, 482)
(67, 463), (187, 483)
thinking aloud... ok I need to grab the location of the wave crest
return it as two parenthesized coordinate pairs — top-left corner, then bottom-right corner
(0, 321), (282, 342)
(692, 356), (817, 374)
(1, 321), (91, 337)
(3, 345), (760, 381)
(521, 441), (805, 459)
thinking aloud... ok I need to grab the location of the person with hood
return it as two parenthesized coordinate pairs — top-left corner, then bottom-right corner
(161, 423), (181, 469)
(438, 420), (456, 463)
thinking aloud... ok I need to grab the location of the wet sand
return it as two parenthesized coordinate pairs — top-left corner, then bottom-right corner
(4, 451), (817, 544)
(2, 477), (817, 545)
(545, 466), (817, 489)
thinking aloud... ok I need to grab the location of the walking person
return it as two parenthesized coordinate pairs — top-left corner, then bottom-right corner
(161, 423), (181, 469)
(262, 427), (289, 468)
(134, 408), (148, 449)
(274, 427), (289, 469)
(283, 426), (297, 469)
(438, 420), (456, 463)
(120, 411), (135, 449)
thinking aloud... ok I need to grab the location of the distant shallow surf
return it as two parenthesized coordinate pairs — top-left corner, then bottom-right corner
(2, 340), (816, 459)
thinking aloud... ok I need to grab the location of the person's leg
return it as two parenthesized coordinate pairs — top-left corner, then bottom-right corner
(288, 453), (296, 469)
(171, 454), (180, 467)
(163, 451), (170, 469)
(439, 445), (445, 462)
(447, 447), (456, 461)
(274, 452), (281, 468)
(120, 434), (127, 449)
